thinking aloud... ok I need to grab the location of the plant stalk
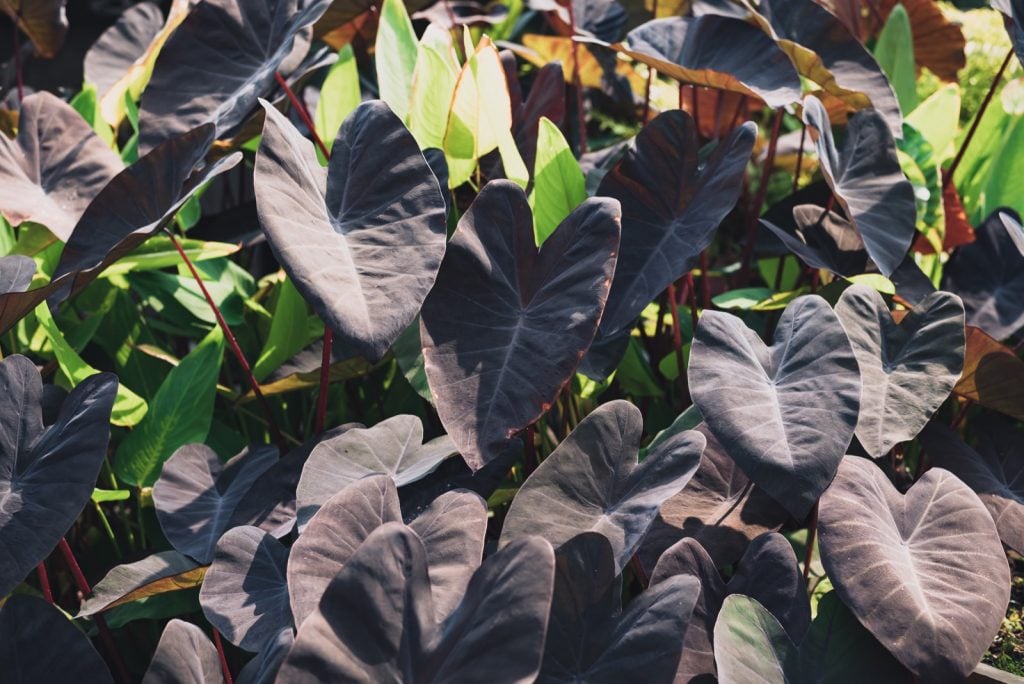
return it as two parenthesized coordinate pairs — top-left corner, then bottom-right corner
(666, 282), (689, 407)
(566, 3), (587, 154)
(738, 108), (784, 284)
(37, 561), (53, 603)
(12, 11), (24, 103)
(792, 122), (807, 194)
(213, 628), (234, 684)
(803, 502), (819, 583)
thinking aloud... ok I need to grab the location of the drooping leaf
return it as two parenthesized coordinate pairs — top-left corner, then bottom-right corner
(153, 444), (279, 564)
(803, 95), (918, 276)
(295, 415), (457, 527)
(649, 533), (810, 681)
(143, 619), (221, 684)
(582, 111), (755, 378)
(760, 205), (869, 277)
(919, 419), (1024, 555)
(277, 524), (554, 683)
(834, 285), (964, 457)
(0, 595), (112, 684)
(943, 210), (1024, 341)
(818, 456), (1010, 681)
(288, 475), (487, 626)
(79, 551), (205, 617)
(420, 180), (620, 469)
(638, 424), (790, 573)
(0, 355), (116, 597)
(529, 116), (587, 245)
(688, 296), (861, 519)
(200, 526), (291, 652)
(254, 100), (447, 361)
(538, 532), (700, 683)
(873, 3), (917, 115)
(954, 325), (1024, 422)
(616, 15), (802, 107)
(0, 0), (67, 57)
(501, 400), (704, 572)
(375, 0), (418, 122)
(0, 92), (122, 242)
(114, 326), (226, 487)
(139, 0), (330, 153)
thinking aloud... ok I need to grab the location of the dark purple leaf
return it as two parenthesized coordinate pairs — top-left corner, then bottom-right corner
(803, 95), (917, 276)
(688, 296), (861, 519)
(760, 205), (869, 277)
(0, 594), (112, 684)
(153, 444), (279, 564)
(501, 400), (704, 572)
(582, 111), (755, 378)
(0, 92), (122, 241)
(277, 524), (554, 683)
(420, 180), (620, 469)
(818, 456), (1010, 681)
(649, 533), (810, 680)
(0, 355), (116, 596)
(412, 1), (509, 29)
(78, 550), (203, 618)
(237, 628), (293, 684)
(254, 100), (447, 361)
(84, 2), (164, 96)
(143, 619), (221, 684)
(0, 255), (35, 294)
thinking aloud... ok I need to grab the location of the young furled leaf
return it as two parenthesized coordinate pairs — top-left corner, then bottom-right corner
(802, 95), (917, 276)
(0, 355), (117, 597)
(689, 296), (861, 519)
(818, 456), (1010, 682)
(255, 100), (447, 362)
(501, 400), (704, 572)
(277, 524), (555, 683)
(421, 180), (620, 469)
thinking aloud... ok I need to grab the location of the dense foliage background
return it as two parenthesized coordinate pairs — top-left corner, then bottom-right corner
(2, 0), (1024, 681)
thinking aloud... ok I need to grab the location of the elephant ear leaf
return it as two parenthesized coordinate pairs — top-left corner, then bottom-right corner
(688, 296), (861, 519)
(0, 92), (122, 242)
(760, 205), (869, 277)
(835, 284), (964, 457)
(818, 456), (1010, 681)
(0, 256), (35, 295)
(0, 0), (68, 57)
(802, 95), (917, 276)
(0, 355), (117, 597)
(255, 100), (448, 362)
(420, 180), (620, 469)
(143, 619), (222, 684)
(0, 595), (113, 684)
(500, 400), (704, 572)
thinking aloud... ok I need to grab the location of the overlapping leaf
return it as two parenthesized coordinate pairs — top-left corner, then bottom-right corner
(255, 100), (447, 361)
(79, 550), (205, 618)
(143, 619), (221, 684)
(421, 180), (620, 469)
(818, 456), (1010, 681)
(689, 296), (861, 519)
(0, 0), (67, 57)
(760, 205), (869, 277)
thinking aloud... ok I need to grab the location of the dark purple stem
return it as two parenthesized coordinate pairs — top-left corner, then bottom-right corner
(945, 49), (1014, 189)
(738, 108), (784, 284)
(213, 628), (234, 684)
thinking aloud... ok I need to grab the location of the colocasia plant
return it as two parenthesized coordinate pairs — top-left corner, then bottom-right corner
(2, 0), (1024, 681)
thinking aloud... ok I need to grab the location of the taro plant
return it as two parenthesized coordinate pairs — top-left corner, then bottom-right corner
(2, 0), (1024, 681)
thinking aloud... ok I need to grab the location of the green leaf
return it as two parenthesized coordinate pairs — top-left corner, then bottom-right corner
(34, 302), (148, 427)
(253, 275), (312, 382)
(409, 25), (460, 150)
(615, 337), (663, 397)
(529, 117), (587, 244)
(315, 44), (361, 160)
(70, 83), (116, 147)
(121, 91), (140, 164)
(375, 0), (419, 123)
(979, 114), (1024, 221)
(907, 83), (960, 163)
(712, 287), (775, 310)
(113, 326), (225, 486)
(99, 237), (239, 277)
(873, 4), (917, 115)
(92, 488), (132, 503)
(392, 316), (433, 404)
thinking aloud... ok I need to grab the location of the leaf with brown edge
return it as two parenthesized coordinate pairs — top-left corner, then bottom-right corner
(78, 551), (207, 617)
(818, 456), (1010, 682)
(0, 0), (67, 58)
(954, 325), (1024, 422)
(858, 0), (966, 81)
(516, 34), (646, 92)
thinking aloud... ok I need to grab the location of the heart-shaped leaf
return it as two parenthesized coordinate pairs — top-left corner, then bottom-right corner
(919, 419), (1024, 555)
(835, 284), (965, 457)
(0, 92), (122, 242)
(616, 16), (802, 107)
(255, 100), (447, 361)
(143, 619), (221, 684)
(139, 0), (330, 152)
(581, 111), (755, 377)
(639, 424), (790, 572)
(288, 474), (486, 627)
(501, 400), (704, 572)
(648, 533), (811, 680)
(420, 180), (620, 469)
(802, 96), (917, 276)
(0, 594), (112, 684)
(153, 444), (279, 564)
(79, 550), (205, 617)
(200, 526), (291, 652)
(688, 296), (861, 519)
(713, 592), (911, 683)
(277, 524), (555, 683)
(818, 456), (1010, 681)
(943, 210), (1024, 341)
(760, 205), (869, 277)
(0, 355), (117, 596)
(538, 532), (701, 683)
(295, 415), (457, 526)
